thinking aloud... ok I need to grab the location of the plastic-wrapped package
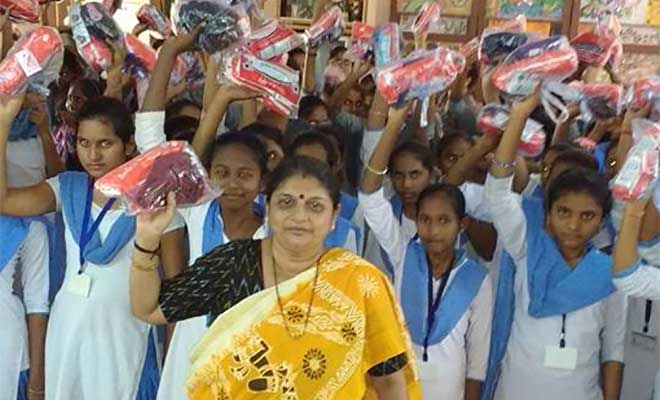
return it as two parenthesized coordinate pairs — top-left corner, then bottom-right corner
(372, 23), (401, 68)
(572, 82), (624, 119)
(0, 27), (63, 96)
(224, 52), (300, 116)
(611, 119), (660, 200)
(124, 34), (156, 80)
(460, 37), (480, 60)
(594, 11), (623, 69)
(244, 21), (304, 62)
(411, 1), (441, 36)
(491, 36), (578, 97)
(376, 46), (465, 105)
(349, 21), (374, 61)
(70, 2), (124, 73)
(0, 0), (40, 22)
(137, 4), (172, 37)
(628, 77), (660, 120)
(304, 6), (343, 47)
(570, 31), (617, 68)
(173, 0), (251, 57)
(476, 103), (547, 156)
(478, 17), (529, 66)
(95, 141), (220, 214)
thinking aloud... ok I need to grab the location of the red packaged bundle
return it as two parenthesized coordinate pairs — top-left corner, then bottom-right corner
(224, 52), (300, 116)
(476, 103), (546, 156)
(570, 31), (617, 68)
(373, 23), (401, 68)
(70, 2), (125, 73)
(460, 37), (480, 60)
(349, 21), (374, 61)
(594, 12), (623, 69)
(304, 6), (343, 47)
(570, 82), (624, 119)
(491, 36), (578, 96)
(0, 26), (63, 95)
(611, 119), (660, 201)
(124, 34), (156, 80)
(352, 21), (374, 41)
(95, 141), (220, 214)
(376, 46), (465, 105)
(137, 4), (172, 37)
(0, 0), (40, 22)
(629, 77), (660, 109)
(244, 20), (304, 62)
(478, 16), (528, 66)
(411, 1), (441, 36)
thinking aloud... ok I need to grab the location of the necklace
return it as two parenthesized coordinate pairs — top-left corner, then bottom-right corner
(272, 256), (320, 339)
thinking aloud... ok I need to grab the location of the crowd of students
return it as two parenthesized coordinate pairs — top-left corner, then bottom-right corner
(0, 1), (659, 400)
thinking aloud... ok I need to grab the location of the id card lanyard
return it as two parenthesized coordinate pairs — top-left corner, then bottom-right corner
(78, 180), (115, 273)
(422, 258), (452, 362)
(643, 300), (653, 334)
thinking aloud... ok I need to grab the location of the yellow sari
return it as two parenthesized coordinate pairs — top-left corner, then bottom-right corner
(186, 248), (421, 399)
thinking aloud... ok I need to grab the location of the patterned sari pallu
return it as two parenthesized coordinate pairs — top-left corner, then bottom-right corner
(187, 249), (421, 399)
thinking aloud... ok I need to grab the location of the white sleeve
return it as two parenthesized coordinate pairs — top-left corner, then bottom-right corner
(20, 222), (50, 315)
(358, 188), (407, 272)
(164, 211), (185, 233)
(135, 111), (167, 153)
(45, 175), (61, 212)
(601, 291), (627, 363)
(461, 182), (493, 223)
(483, 174), (528, 261)
(466, 275), (494, 381)
(360, 128), (384, 166)
(613, 262), (660, 300)
(639, 240), (660, 267)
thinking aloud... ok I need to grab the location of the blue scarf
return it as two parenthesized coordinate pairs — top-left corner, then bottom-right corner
(324, 215), (361, 250)
(8, 109), (37, 142)
(377, 196), (404, 278)
(0, 216), (29, 272)
(59, 172), (136, 266)
(339, 192), (359, 221)
(401, 242), (487, 346)
(481, 197), (614, 400)
(202, 200), (225, 255)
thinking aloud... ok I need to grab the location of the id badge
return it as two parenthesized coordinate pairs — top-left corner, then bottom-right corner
(415, 359), (442, 380)
(544, 346), (578, 370)
(66, 273), (92, 298)
(631, 331), (658, 351)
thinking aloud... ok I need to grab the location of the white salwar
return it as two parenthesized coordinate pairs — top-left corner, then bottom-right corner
(44, 176), (183, 400)
(359, 188), (493, 399)
(0, 222), (49, 400)
(484, 174), (627, 400)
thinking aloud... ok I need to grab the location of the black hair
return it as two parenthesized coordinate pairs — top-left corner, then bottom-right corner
(286, 48), (306, 70)
(416, 183), (466, 219)
(288, 132), (339, 168)
(548, 148), (598, 177)
(164, 116), (199, 143)
(390, 141), (435, 173)
(210, 131), (268, 174)
(77, 96), (134, 143)
(545, 167), (612, 216)
(330, 45), (347, 60)
(298, 95), (327, 121)
(317, 125), (345, 156)
(240, 123), (284, 147)
(545, 142), (578, 157)
(264, 156), (341, 207)
(434, 133), (474, 160)
(71, 78), (104, 100)
(165, 99), (201, 120)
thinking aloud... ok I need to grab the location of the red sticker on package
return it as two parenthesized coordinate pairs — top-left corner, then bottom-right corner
(0, 0), (40, 22)
(244, 20), (304, 62)
(611, 119), (660, 201)
(95, 141), (220, 214)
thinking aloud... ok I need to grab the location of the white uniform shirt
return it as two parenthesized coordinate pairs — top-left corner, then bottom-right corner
(360, 188), (493, 399)
(6, 137), (46, 188)
(0, 222), (49, 400)
(484, 174), (627, 400)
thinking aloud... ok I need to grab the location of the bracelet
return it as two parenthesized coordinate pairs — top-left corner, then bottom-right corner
(134, 241), (160, 255)
(490, 157), (517, 170)
(365, 163), (388, 176)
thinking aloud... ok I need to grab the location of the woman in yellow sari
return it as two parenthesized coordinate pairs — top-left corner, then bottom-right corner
(129, 156), (421, 399)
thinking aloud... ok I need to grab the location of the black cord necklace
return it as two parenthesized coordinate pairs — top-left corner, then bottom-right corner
(272, 256), (320, 339)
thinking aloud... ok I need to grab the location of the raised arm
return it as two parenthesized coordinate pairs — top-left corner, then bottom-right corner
(326, 60), (371, 116)
(0, 96), (56, 217)
(27, 93), (63, 177)
(0, 6), (13, 59)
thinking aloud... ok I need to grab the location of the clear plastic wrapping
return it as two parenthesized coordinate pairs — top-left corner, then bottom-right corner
(349, 21), (374, 61)
(137, 4), (173, 37)
(70, 2), (124, 73)
(476, 102), (547, 157)
(0, 26), (63, 96)
(244, 20), (304, 62)
(304, 6), (343, 47)
(491, 36), (578, 97)
(376, 46), (465, 105)
(224, 52), (300, 116)
(373, 22), (401, 68)
(124, 33), (155, 80)
(411, 1), (441, 36)
(570, 31), (618, 68)
(0, 0), (40, 22)
(172, 0), (251, 57)
(572, 82), (624, 120)
(95, 141), (220, 214)
(478, 17), (529, 66)
(611, 119), (660, 201)
(628, 77), (660, 120)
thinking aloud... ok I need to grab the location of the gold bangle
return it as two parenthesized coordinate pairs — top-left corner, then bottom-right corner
(365, 163), (388, 176)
